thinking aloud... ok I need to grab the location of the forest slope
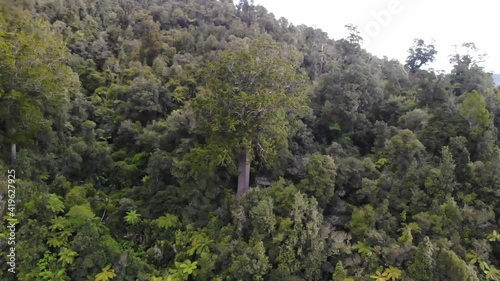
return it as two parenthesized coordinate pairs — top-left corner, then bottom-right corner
(0, 0), (500, 280)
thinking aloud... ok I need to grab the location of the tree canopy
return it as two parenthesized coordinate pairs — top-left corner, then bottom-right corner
(1, 0), (500, 280)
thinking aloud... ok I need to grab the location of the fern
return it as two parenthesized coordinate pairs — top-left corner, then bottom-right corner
(155, 213), (180, 230)
(481, 262), (500, 281)
(39, 268), (69, 281)
(375, 158), (389, 169)
(67, 204), (96, 220)
(466, 250), (484, 265)
(487, 230), (500, 242)
(49, 216), (69, 231)
(384, 266), (402, 280)
(95, 265), (116, 281)
(179, 260), (198, 275)
(124, 210), (141, 225)
(47, 194), (65, 214)
(187, 232), (213, 256)
(370, 270), (389, 281)
(353, 241), (374, 257)
(47, 235), (65, 248)
(370, 266), (402, 281)
(58, 248), (78, 266)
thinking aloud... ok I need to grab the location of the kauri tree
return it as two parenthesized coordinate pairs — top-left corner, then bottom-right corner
(0, 2), (79, 168)
(190, 36), (309, 196)
(405, 39), (437, 73)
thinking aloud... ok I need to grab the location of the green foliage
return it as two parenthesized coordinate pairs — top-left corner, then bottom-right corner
(386, 129), (425, 174)
(0, 2), (78, 148)
(95, 265), (117, 281)
(397, 223), (414, 246)
(124, 210), (142, 225)
(64, 184), (93, 207)
(460, 90), (490, 127)
(384, 266), (403, 280)
(34, 251), (59, 280)
(332, 260), (347, 281)
(466, 250), (485, 265)
(48, 194), (66, 214)
(168, 259), (198, 281)
(409, 236), (435, 281)
(250, 197), (277, 237)
(228, 239), (271, 281)
(180, 260), (198, 275)
(49, 217), (70, 232)
(480, 262), (500, 281)
(39, 269), (70, 281)
(449, 43), (493, 96)
(370, 270), (388, 281)
(189, 36), (309, 194)
(298, 153), (337, 208)
(425, 147), (457, 199)
(353, 241), (374, 257)
(375, 158), (389, 170)
(58, 248), (78, 267)
(2, 0), (500, 280)
(155, 213), (180, 230)
(187, 231), (213, 256)
(348, 205), (376, 237)
(437, 248), (479, 281)
(487, 230), (500, 242)
(66, 204), (96, 220)
(370, 266), (402, 281)
(405, 39), (437, 72)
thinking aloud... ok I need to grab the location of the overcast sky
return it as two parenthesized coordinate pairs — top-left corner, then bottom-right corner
(253, 0), (499, 73)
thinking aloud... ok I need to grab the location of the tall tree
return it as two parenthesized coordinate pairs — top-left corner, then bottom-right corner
(0, 2), (79, 168)
(344, 24), (363, 47)
(405, 39), (437, 73)
(409, 237), (435, 280)
(190, 36), (309, 196)
(237, 0), (255, 27)
(449, 43), (494, 96)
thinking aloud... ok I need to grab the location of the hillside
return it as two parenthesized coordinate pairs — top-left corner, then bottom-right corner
(1, 0), (500, 280)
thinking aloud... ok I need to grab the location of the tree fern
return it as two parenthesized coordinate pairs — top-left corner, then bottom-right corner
(95, 265), (116, 281)
(124, 210), (141, 225)
(155, 213), (180, 230)
(58, 248), (78, 266)
(47, 194), (65, 214)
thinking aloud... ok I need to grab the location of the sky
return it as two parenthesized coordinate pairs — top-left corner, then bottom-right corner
(252, 0), (499, 73)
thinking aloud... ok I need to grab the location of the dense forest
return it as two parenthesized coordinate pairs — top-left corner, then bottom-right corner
(1, 0), (500, 280)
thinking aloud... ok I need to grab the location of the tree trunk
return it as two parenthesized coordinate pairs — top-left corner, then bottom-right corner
(10, 143), (16, 170)
(237, 147), (250, 197)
